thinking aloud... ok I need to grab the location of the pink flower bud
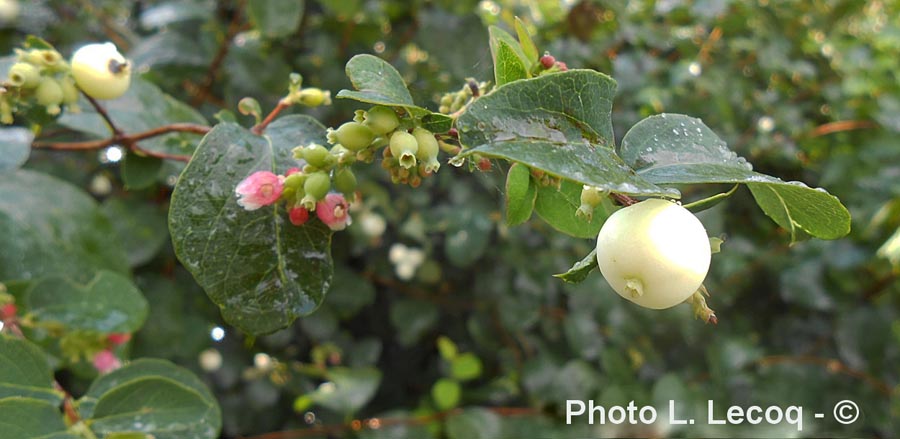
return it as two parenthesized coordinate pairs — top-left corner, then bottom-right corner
(235, 171), (284, 210)
(540, 54), (556, 69)
(316, 193), (351, 231)
(0, 304), (16, 319)
(107, 333), (131, 346)
(286, 167), (301, 176)
(93, 349), (122, 374)
(556, 61), (568, 71)
(289, 206), (310, 226)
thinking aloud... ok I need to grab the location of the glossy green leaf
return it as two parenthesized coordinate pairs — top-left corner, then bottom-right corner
(457, 70), (677, 198)
(87, 377), (220, 439)
(122, 152), (163, 190)
(431, 378), (461, 410)
(101, 198), (169, 267)
(0, 335), (63, 404)
(0, 127), (33, 171)
(494, 40), (528, 86)
(0, 397), (70, 438)
(488, 26), (529, 78)
(58, 78), (207, 156)
(337, 54), (428, 116)
(25, 270), (148, 333)
(169, 116), (333, 335)
(682, 184), (739, 213)
(248, 0), (303, 38)
(553, 249), (598, 284)
(420, 113), (453, 134)
(450, 352), (483, 381)
(514, 17), (539, 66)
(309, 367), (381, 415)
(78, 359), (218, 420)
(620, 113), (851, 241)
(504, 162), (535, 226)
(748, 182), (852, 241)
(534, 180), (607, 239)
(445, 408), (502, 439)
(0, 170), (129, 283)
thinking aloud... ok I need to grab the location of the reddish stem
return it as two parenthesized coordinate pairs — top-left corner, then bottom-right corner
(252, 99), (292, 135)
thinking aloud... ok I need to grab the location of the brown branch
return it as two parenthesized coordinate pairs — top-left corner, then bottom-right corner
(610, 192), (639, 206)
(809, 120), (878, 137)
(84, 93), (123, 136)
(252, 98), (292, 135)
(32, 123), (210, 162)
(242, 406), (540, 439)
(191, 0), (247, 106)
(756, 355), (892, 396)
(862, 271), (898, 301)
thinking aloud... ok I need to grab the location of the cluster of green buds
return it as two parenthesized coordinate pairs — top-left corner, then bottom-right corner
(326, 105), (443, 187)
(576, 185), (608, 221)
(2, 45), (79, 123)
(289, 143), (357, 210)
(437, 78), (489, 115)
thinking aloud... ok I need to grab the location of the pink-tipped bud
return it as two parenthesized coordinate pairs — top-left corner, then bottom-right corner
(540, 54), (556, 69)
(286, 167), (301, 176)
(477, 157), (492, 172)
(316, 193), (351, 231)
(0, 304), (16, 319)
(556, 61), (568, 71)
(289, 206), (310, 226)
(235, 171), (284, 210)
(93, 350), (122, 374)
(107, 333), (131, 346)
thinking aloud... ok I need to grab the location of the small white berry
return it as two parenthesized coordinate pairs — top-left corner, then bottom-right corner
(70, 42), (131, 100)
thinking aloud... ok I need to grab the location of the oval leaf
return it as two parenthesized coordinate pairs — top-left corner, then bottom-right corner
(248, 0), (303, 38)
(0, 127), (33, 171)
(0, 397), (70, 438)
(457, 70), (677, 198)
(505, 162), (536, 226)
(0, 335), (63, 404)
(25, 270), (149, 333)
(494, 39), (528, 86)
(748, 182), (851, 241)
(336, 54), (428, 116)
(553, 248), (598, 284)
(169, 116), (333, 335)
(534, 180), (607, 239)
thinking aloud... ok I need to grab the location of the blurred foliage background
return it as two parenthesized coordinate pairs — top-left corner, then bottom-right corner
(2, 0), (899, 437)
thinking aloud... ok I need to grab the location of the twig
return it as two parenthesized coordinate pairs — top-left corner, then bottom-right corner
(252, 99), (292, 135)
(809, 120), (878, 137)
(610, 192), (639, 206)
(84, 93), (123, 136)
(242, 406), (540, 439)
(32, 123), (210, 162)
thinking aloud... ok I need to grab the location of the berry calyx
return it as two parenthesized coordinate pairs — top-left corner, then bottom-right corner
(235, 171), (284, 211)
(595, 198), (711, 309)
(327, 121), (375, 151)
(389, 131), (418, 169)
(7, 62), (40, 88)
(413, 127), (440, 173)
(363, 106), (401, 135)
(576, 185), (607, 221)
(70, 42), (131, 100)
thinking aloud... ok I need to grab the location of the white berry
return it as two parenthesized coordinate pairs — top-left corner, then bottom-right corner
(595, 198), (711, 309)
(70, 42), (130, 100)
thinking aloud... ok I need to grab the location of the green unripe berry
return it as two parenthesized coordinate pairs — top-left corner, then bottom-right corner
(363, 106), (400, 135)
(296, 87), (331, 107)
(35, 78), (64, 115)
(304, 171), (331, 201)
(333, 168), (357, 197)
(389, 131), (418, 169)
(8, 62), (40, 88)
(26, 49), (63, 69)
(327, 121), (375, 151)
(299, 143), (331, 169)
(60, 76), (79, 104)
(413, 127), (440, 173)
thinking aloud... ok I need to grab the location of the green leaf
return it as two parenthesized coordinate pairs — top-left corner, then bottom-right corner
(457, 70), (677, 198)
(505, 163), (536, 226)
(420, 113), (453, 134)
(620, 113), (851, 240)
(0, 127), (33, 171)
(553, 249), (598, 284)
(87, 377), (220, 439)
(0, 335), (63, 404)
(58, 78), (208, 156)
(450, 353), (483, 382)
(169, 116), (333, 335)
(488, 26), (529, 82)
(748, 182), (852, 241)
(445, 408), (502, 439)
(431, 378), (461, 410)
(534, 180), (607, 239)
(122, 152), (163, 190)
(336, 54), (428, 116)
(0, 170), (130, 283)
(248, 0), (303, 38)
(25, 270), (149, 333)
(309, 367), (381, 415)
(682, 184), (739, 213)
(0, 397), (71, 438)
(514, 17), (539, 66)
(101, 198), (169, 267)
(78, 359), (218, 420)
(436, 336), (458, 360)
(494, 40), (528, 86)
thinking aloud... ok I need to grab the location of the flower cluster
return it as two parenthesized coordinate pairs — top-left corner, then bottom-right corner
(235, 168), (352, 231)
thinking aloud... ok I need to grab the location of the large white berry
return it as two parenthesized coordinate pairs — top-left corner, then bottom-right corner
(70, 42), (130, 100)
(595, 198), (711, 309)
